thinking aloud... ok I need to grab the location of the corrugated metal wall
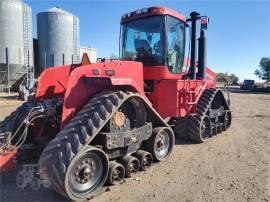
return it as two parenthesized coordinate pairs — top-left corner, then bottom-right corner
(0, 0), (33, 85)
(37, 7), (80, 70)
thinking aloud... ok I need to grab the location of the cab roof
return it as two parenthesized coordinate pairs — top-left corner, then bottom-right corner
(121, 6), (186, 24)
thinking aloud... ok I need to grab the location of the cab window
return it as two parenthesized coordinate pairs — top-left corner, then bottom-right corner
(167, 16), (185, 73)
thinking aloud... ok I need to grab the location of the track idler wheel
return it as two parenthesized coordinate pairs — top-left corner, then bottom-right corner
(121, 155), (140, 177)
(133, 150), (153, 171)
(106, 161), (125, 185)
(200, 115), (211, 140)
(222, 110), (232, 131)
(65, 146), (109, 201)
(147, 127), (174, 162)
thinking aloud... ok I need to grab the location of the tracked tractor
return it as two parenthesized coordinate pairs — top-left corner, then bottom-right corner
(0, 7), (231, 201)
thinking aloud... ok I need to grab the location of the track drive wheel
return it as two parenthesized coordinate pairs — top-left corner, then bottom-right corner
(147, 127), (174, 162)
(106, 161), (125, 185)
(121, 155), (140, 177)
(133, 150), (153, 171)
(107, 97), (146, 132)
(65, 146), (109, 201)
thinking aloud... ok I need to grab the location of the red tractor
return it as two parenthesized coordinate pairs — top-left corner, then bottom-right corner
(0, 7), (231, 201)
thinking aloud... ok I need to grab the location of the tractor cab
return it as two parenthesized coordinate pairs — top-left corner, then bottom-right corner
(120, 7), (186, 74)
(120, 6), (210, 82)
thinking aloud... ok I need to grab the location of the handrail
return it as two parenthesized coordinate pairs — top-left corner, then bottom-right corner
(194, 80), (207, 104)
(187, 80), (207, 112)
(223, 81), (231, 106)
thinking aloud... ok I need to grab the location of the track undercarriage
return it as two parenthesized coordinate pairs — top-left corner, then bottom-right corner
(38, 91), (174, 200)
(175, 88), (232, 143)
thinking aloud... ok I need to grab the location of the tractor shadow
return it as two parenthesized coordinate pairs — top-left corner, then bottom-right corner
(0, 94), (18, 100)
(0, 161), (67, 202)
(175, 137), (196, 145)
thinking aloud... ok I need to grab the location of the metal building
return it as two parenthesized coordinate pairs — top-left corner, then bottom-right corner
(0, 0), (33, 91)
(37, 7), (80, 70)
(80, 47), (97, 63)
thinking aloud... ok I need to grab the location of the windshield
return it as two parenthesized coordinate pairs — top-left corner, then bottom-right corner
(120, 16), (165, 66)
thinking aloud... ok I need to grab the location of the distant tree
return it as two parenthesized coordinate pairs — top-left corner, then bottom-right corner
(229, 73), (239, 85)
(254, 57), (270, 82)
(216, 72), (229, 82)
(216, 72), (239, 84)
(110, 53), (118, 59)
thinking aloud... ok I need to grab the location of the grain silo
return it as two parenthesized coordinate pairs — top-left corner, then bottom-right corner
(37, 7), (80, 70)
(0, 0), (33, 90)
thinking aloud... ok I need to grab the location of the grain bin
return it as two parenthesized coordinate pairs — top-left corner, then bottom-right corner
(0, 0), (33, 87)
(37, 7), (80, 70)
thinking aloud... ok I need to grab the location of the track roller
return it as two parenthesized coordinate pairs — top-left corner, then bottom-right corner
(216, 123), (223, 133)
(106, 161), (125, 185)
(146, 127), (174, 162)
(120, 155), (140, 177)
(211, 125), (217, 136)
(133, 150), (153, 171)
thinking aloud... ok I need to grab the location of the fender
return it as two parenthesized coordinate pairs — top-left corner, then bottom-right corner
(61, 61), (146, 127)
(206, 67), (216, 87)
(35, 65), (73, 101)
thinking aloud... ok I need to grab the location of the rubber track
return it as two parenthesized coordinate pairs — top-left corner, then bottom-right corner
(174, 117), (187, 138)
(187, 88), (228, 143)
(38, 91), (171, 199)
(0, 102), (34, 134)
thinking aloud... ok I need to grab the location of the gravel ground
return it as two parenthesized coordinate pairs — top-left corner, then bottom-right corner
(0, 91), (269, 202)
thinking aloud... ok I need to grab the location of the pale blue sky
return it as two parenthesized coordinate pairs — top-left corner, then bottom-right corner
(26, 0), (270, 81)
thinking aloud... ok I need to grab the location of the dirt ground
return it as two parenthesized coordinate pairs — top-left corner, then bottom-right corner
(0, 91), (269, 202)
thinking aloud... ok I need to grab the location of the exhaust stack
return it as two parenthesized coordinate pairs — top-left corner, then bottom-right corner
(198, 28), (207, 79)
(188, 12), (208, 80)
(189, 11), (200, 80)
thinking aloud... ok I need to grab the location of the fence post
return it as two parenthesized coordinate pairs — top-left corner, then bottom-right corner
(44, 52), (47, 69)
(6, 47), (10, 95)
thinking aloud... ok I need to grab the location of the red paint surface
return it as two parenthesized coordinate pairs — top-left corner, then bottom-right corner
(35, 60), (216, 128)
(35, 65), (72, 101)
(0, 148), (17, 173)
(121, 6), (186, 24)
